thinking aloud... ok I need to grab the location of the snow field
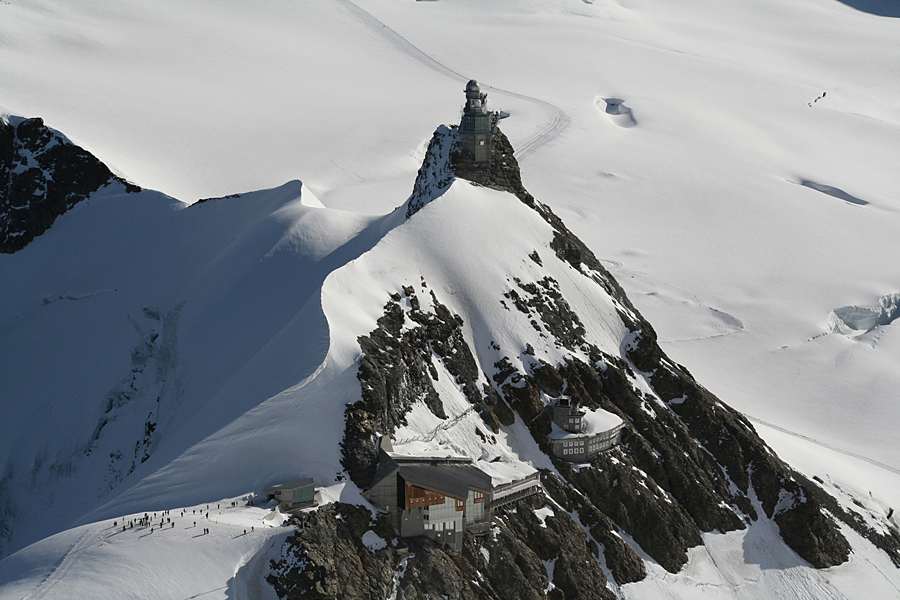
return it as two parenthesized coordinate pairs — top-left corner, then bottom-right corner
(0, 499), (289, 600)
(1, 0), (900, 597)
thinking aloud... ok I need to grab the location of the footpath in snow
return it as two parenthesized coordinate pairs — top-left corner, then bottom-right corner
(0, 497), (294, 600)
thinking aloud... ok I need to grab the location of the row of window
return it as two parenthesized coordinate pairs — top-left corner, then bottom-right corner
(424, 520), (458, 531)
(561, 442), (615, 455)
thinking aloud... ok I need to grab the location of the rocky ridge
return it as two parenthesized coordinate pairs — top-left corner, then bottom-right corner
(0, 116), (138, 253)
(272, 124), (900, 599)
(2, 114), (895, 598)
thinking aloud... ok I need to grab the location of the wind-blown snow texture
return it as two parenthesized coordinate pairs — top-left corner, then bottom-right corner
(2, 0), (900, 598)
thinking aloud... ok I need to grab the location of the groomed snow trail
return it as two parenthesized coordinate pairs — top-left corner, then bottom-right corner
(745, 414), (900, 477)
(335, 0), (570, 161)
(25, 527), (99, 600)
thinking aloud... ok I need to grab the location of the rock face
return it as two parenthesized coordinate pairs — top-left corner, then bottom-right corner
(0, 116), (138, 253)
(341, 286), (514, 490)
(406, 125), (456, 219)
(269, 480), (629, 600)
(272, 122), (900, 599)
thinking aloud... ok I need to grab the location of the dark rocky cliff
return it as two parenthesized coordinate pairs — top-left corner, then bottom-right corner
(0, 116), (138, 253)
(269, 480), (640, 600)
(273, 124), (900, 599)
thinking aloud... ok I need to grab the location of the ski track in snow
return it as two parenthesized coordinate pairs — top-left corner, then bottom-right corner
(745, 414), (900, 477)
(336, 0), (570, 160)
(25, 527), (99, 600)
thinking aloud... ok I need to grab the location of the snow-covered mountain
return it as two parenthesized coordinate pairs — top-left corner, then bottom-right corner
(1, 0), (899, 598)
(0, 109), (898, 599)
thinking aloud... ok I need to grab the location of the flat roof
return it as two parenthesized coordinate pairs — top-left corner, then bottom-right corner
(398, 463), (493, 499)
(267, 478), (314, 492)
(368, 451), (493, 500)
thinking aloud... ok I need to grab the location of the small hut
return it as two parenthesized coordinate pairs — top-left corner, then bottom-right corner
(266, 478), (316, 510)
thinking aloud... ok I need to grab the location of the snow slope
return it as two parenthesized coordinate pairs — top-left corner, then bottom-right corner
(2, 170), (898, 599)
(1, 0), (896, 480)
(2, 0), (899, 597)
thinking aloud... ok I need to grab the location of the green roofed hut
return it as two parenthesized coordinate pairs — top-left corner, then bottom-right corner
(266, 478), (316, 511)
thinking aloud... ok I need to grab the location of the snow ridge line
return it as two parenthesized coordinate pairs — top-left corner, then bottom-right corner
(745, 414), (900, 476)
(335, 0), (569, 161)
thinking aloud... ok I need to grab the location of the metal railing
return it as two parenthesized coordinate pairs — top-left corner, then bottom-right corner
(492, 472), (542, 509)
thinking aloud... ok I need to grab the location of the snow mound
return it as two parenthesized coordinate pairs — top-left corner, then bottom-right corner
(361, 530), (388, 551)
(828, 292), (900, 335)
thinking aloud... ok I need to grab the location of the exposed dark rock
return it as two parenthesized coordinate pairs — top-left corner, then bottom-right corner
(451, 128), (532, 206)
(0, 117), (138, 253)
(342, 287), (513, 489)
(790, 470), (900, 567)
(268, 504), (396, 600)
(328, 122), (890, 599)
(269, 496), (618, 600)
(539, 471), (646, 584)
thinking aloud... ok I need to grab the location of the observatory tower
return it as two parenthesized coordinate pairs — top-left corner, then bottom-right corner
(459, 80), (498, 165)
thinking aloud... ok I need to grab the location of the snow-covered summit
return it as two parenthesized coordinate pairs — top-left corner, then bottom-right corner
(0, 101), (897, 598)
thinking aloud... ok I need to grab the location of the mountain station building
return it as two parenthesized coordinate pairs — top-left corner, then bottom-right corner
(266, 478), (316, 511)
(547, 396), (625, 462)
(459, 80), (499, 165)
(363, 441), (493, 551)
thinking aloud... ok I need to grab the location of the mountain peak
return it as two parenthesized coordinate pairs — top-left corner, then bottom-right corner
(0, 116), (139, 254)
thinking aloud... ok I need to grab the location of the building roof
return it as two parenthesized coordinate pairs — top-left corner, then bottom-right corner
(266, 477), (314, 491)
(397, 463), (493, 500)
(548, 407), (624, 440)
(368, 451), (493, 499)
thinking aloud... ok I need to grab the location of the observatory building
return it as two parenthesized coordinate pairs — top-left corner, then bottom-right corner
(547, 396), (625, 462)
(459, 80), (498, 165)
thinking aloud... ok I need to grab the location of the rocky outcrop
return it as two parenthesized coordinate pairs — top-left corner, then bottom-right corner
(334, 123), (874, 594)
(269, 490), (622, 600)
(0, 116), (139, 253)
(406, 125), (457, 218)
(341, 285), (514, 490)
